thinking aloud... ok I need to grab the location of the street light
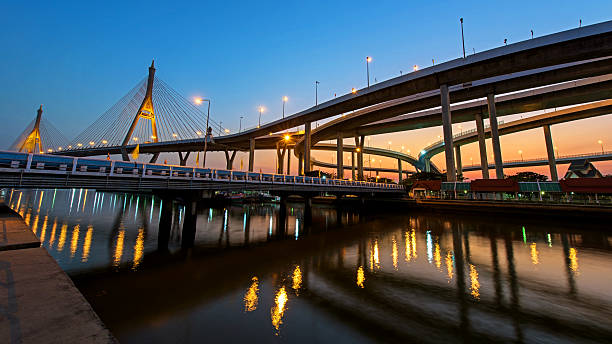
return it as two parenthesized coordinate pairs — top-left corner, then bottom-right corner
(518, 149), (523, 161)
(258, 106), (265, 128)
(388, 141), (392, 150)
(366, 56), (372, 87)
(351, 88), (357, 94)
(194, 97), (211, 167)
(282, 96), (288, 119)
(413, 65), (419, 72)
(598, 140), (604, 153)
(554, 145), (559, 157)
(239, 116), (243, 133)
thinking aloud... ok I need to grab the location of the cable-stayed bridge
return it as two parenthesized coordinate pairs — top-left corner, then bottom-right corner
(6, 20), (612, 189)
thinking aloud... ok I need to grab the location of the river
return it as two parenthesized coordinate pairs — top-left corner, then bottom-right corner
(2, 188), (612, 343)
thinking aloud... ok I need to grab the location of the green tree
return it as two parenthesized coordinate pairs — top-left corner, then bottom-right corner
(505, 171), (548, 182)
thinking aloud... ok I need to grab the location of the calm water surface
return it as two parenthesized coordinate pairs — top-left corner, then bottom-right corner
(3, 188), (612, 343)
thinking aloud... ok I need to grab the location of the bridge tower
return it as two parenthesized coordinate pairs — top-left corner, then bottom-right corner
(121, 60), (159, 160)
(18, 105), (44, 153)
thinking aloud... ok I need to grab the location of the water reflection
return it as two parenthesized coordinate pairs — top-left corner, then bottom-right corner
(3, 188), (612, 343)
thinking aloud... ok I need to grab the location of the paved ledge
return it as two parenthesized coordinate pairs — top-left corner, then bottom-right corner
(0, 206), (40, 251)
(0, 203), (116, 343)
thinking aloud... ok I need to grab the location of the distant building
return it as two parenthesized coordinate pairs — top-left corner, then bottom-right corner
(563, 159), (603, 179)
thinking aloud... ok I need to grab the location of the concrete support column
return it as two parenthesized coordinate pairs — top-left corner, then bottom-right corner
(355, 135), (364, 180)
(474, 113), (489, 179)
(304, 121), (311, 173)
(286, 148), (292, 175)
(224, 150), (237, 170)
(543, 124), (558, 181)
(248, 137), (255, 172)
(336, 132), (343, 179)
(425, 159), (431, 172)
(178, 152), (190, 166)
(351, 152), (356, 180)
(455, 145), (463, 180)
(298, 153), (303, 176)
(440, 84), (456, 181)
(397, 158), (403, 183)
(487, 93), (504, 179)
(276, 145), (286, 174)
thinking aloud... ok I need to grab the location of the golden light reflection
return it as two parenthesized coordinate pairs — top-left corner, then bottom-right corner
(57, 224), (68, 252)
(569, 248), (579, 273)
(404, 229), (417, 262)
(530, 242), (539, 265)
(469, 264), (480, 300)
(244, 277), (259, 312)
(30, 214), (39, 235)
(292, 266), (302, 293)
(132, 228), (145, 270)
(446, 251), (454, 281)
(372, 240), (380, 270)
(113, 230), (125, 268)
(48, 219), (58, 248)
(81, 225), (93, 262)
(39, 215), (48, 243)
(434, 243), (441, 270)
(392, 236), (398, 270)
(271, 286), (288, 333)
(70, 224), (80, 258)
(356, 266), (365, 288)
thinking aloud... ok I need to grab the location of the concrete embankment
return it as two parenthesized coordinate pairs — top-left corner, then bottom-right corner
(0, 201), (115, 343)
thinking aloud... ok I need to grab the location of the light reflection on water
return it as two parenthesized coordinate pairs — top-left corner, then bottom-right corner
(3, 188), (612, 343)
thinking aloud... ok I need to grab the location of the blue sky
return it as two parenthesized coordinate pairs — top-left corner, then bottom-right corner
(1, 1), (611, 174)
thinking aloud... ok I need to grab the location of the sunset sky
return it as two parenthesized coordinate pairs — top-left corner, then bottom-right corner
(1, 1), (611, 179)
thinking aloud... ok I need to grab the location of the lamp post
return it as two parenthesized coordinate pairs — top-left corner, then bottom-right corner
(239, 116), (243, 132)
(388, 141), (392, 150)
(460, 18), (466, 58)
(366, 56), (372, 87)
(598, 140), (604, 153)
(282, 96), (288, 119)
(315, 81), (320, 106)
(258, 106), (264, 128)
(518, 150), (523, 161)
(194, 97), (211, 167)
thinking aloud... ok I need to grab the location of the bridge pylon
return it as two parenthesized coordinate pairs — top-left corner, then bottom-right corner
(121, 60), (159, 160)
(18, 105), (44, 153)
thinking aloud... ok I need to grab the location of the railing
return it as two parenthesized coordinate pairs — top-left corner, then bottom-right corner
(0, 151), (403, 191)
(462, 150), (612, 168)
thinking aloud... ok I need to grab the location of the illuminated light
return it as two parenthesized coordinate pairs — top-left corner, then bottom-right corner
(413, 64), (419, 71)
(373, 239), (380, 270)
(569, 248), (579, 272)
(371, 158), (376, 162)
(39, 216), (48, 243)
(172, 133), (178, 138)
(101, 140), (108, 144)
(392, 236), (398, 270)
(58, 147), (63, 151)
(404, 231), (412, 262)
(150, 135), (157, 139)
(77, 143), (83, 147)
(57, 224), (68, 252)
(70, 224), (80, 258)
(366, 56), (372, 62)
(271, 286), (288, 333)
(48, 219), (58, 248)
(196, 131), (202, 136)
(81, 225), (93, 262)
(284, 134), (291, 142)
(598, 139), (603, 145)
(133, 137), (138, 141)
(446, 251), (454, 281)
(469, 264), (480, 299)
(351, 88), (357, 94)
(356, 147), (361, 152)
(530, 242), (539, 265)
(47, 148), (53, 152)
(388, 141), (392, 145)
(194, 97), (203, 105)
(283, 96), (288, 102)
(224, 128), (230, 133)
(426, 231), (433, 263)
(132, 228), (145, 270)
(292, 265), (302, 293)
(68, 145), (72, 149)
(356, 266), (365, 288)
(434, 242), (441, 270)
(113, 230), (125, 268)
(244, 277), (259, 312)
(259, 106), (265, 113)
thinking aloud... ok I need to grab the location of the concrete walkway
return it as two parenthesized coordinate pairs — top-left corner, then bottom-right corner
(0, 202), (116, 343)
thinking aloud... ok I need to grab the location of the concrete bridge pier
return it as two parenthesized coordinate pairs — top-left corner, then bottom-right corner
(337, 132), (344, 179)
(276, 144), (287, 174)
(487, 93), (504, 179)
(543, 124), (559, 181)
(298, 153), (304, 176)
(352, 152), (356, 180)
(455, 145), (463, 180)
(286, 147), (292, 175)
(441, 84), (457, 182)
(304, 121), (312, 173)
(224, 149), (237, 170)
(248, 137), (255, 172)
(149, 152), (160, 164)
(178, 152), (190, 166)
(355, 135), (365, 180)
(277, 195), (288, 237)
(397, 158), (403, 183)
(474, 113), (490, 179)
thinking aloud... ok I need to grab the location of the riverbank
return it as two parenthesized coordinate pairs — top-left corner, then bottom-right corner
(0, 201), (115, 343)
